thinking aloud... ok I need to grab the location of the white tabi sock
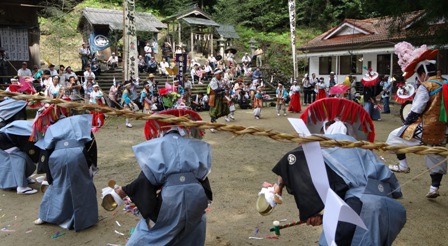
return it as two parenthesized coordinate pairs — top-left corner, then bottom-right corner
(399, 159), (409, 170)
(429, 186), (439, 193)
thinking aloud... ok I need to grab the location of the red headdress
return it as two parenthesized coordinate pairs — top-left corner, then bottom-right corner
(144, 109), (205, 140)
(300, 98), (375, 142)
(394, 42), (438, 79)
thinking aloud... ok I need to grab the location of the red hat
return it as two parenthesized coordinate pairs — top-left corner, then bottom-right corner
(403, 49), (439, 79)
(144, 109), (205, 140)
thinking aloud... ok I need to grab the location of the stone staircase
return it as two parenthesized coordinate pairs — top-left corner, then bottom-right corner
(94, 68), (277, 98)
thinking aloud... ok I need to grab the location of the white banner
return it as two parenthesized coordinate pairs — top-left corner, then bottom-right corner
(0, 28), (29, 61)
(288, 0), (297, 80)
(123, 0), (139, 81)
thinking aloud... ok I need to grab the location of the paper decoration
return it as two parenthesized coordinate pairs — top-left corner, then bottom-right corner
(287, 118), (367, 246)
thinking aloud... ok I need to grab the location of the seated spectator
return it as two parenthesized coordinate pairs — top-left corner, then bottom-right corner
(147, 57), (158, 74)
(138, 55), (147, 73)
(107, 52), (119, 70)
(32, 65), (43, 81)
(159, 57), (171, 76)
(191, 92), (209, 111)
(203, 63), (213, 80)
(241, 53), (252, 68)
(190, 64), (200, 84)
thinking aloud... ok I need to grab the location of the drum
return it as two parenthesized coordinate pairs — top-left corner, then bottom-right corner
(400, 101), (413, 122)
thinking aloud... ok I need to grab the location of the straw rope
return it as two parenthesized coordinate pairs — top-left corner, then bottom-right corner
(2, 90), (448, 156)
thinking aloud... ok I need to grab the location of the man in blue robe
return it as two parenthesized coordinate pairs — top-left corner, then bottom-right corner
(34, 114), (98, 232)
(0, 120), (39, 194)
(0, 99), (27, 129)
(105, 109), (212, 246)
(273, 134), (406, 245)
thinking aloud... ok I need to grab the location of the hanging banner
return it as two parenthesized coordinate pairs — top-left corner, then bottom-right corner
(123, 0), (139, 81)
(176, 53), (187, 85)
(89, 32), (111, 53)
(289, 0), (297, 80)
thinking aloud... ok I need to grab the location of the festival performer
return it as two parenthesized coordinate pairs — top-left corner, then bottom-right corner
(101, 109), (212, 245)
(122, 82), (138, 128)
(208, 69), (229, 132)
(0, 120), (39, 194)
(89, 84), (105, 129)
(0, 98), (27, 129)
(288, 80), (302, 113)
(316, 78), (327, 100)
(253, 86), (263, 120)
(34, 114), (98, 231)
(140, 83), (154, 114)
(270, 104), (405, 245)
(275, 83), (288, 117)
(386, 42), (447, 198)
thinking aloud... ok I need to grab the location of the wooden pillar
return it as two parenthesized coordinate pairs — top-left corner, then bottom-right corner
(210, 33), (214, 57)
(191, 30), (194, 53)
(178, 23), (181, 47)
(389, 53), (393, 77)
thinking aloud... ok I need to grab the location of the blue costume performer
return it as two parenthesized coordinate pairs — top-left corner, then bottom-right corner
(0, 120), (39, 194)
(273, 134), (406, 245)
(103, 109), (212, 246)
(34, 114), (98, 232)
(0, 99), (27, 128)
(272, 99), (406, 245)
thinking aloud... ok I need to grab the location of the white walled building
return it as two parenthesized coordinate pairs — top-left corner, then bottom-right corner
(298, 12), (447, 83)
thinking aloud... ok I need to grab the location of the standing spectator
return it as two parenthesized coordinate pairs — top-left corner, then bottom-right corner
(48, 64), (58, 76)
(144, 42), (152, 65)
(138, 55), (147, 73)
(254, 47), (263, 68)
(0, 47), (9, 84)
(162, 42), (172, 65)
(380, 75), (392, 114)
(275, 83), (288, 116)
(79, 43), (90, 71)
(108, 83), (122, 109)
(83, 65), (96, 84)
(107, 52), (119, 71)
(151, 39), (158, 61)
(302, 73), (312, 105)
(328, 71), (337, 90)
(17, 62), (32, 78)
(159, 57), (170, 76)
(58, 65), (66, 76)
(310, 73), (318, 102)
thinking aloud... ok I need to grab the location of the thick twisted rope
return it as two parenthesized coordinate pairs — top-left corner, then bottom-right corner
(2, 90), (448, 156)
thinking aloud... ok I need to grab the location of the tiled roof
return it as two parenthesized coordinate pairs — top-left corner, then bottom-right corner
(216, 24), (239, 39)
(300, 11), (425, 51)
(182, 17), (220, 27)
(162, 5), (214, 23)
(79, 7), (166, 32)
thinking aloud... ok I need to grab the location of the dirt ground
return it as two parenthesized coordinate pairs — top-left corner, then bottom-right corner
(1, 103), (448, 246)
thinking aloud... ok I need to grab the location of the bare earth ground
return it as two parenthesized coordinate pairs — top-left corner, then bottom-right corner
(1, 103), (448, 246)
